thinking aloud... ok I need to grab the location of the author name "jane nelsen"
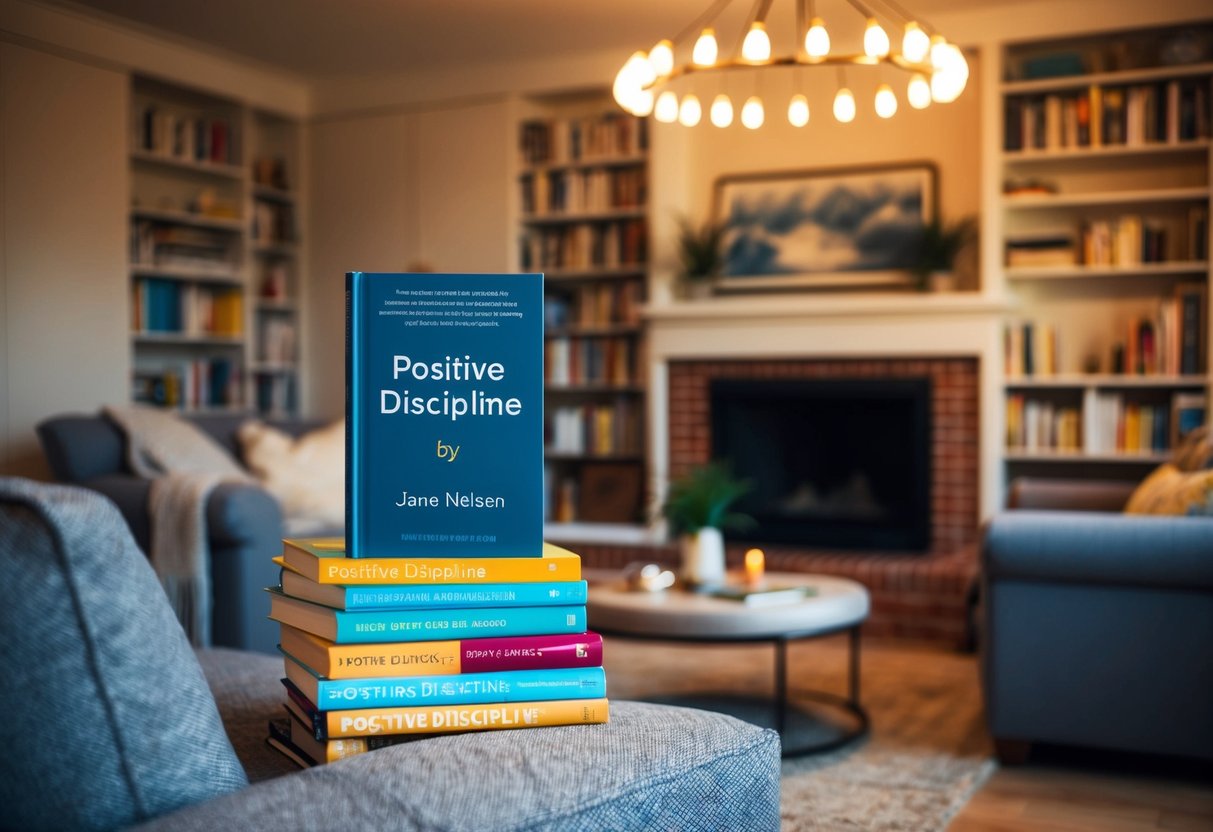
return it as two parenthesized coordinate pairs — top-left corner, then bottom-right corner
(396, 491), (506, 509)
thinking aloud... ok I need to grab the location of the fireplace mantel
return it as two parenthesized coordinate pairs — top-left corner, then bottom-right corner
(644, 291), (1012, 324)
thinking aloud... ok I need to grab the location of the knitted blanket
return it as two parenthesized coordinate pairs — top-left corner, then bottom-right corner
(103, 406), (251, 646)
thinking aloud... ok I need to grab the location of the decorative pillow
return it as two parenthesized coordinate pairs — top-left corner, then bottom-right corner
(1173, 425), (1213, 472)
(1124, 463), (1213, 516)
(238, 419), (345, 533)
(0, 477), (246, 831)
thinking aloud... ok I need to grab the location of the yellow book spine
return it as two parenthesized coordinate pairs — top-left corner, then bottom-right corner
(284, 540), (582, 585)
(323, 697), (608, 739)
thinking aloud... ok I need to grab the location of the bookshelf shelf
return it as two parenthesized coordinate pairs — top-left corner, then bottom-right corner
(1002, 140), (1211, 164)
(256, 298), (298, 312)
(520, 154), (646, 176)
(1003, 187), (1210, 209)
(130, 149), (244, 180)
(1001, 61), (1213, 95)
(521, 208), (647, 225)
(130, 263), (243, 284)
(133, 333), (245, 346)
(1005, 374), (1209, 389)
(252, 184), (296, 203)
(545, 383), (646, 394)
(1004, 450), (1172, 464)
(253, 242), (298, 256)
(544, 324), (642, 338)
(542, 265), (647, 281)
(1005, 262), (1210, 281)
(130, 207), (244, 232)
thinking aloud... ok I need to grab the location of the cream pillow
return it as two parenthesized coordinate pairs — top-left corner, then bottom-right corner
(239, 419), (344, 533)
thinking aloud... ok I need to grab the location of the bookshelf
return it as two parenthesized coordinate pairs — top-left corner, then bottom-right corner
(128, 75), (304, 417)
(997, 23), (1213, 485)
(518, 98), (650, 527)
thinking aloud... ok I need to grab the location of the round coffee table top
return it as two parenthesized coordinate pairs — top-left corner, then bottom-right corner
(587, 572), (870, 641)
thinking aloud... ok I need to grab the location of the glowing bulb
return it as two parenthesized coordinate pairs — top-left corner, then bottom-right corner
(654, 90), (679, 123)
(678, 94), (702, 127)
(787, 94), (810, 127)
(741, 21), (771, 63)
(612, 51), (655, 115)
(907, 73), (932, 109)
(864, 18), (890, 58)
(631, 90), (654, 117)
(931, 43), (969, 103)
(693, 28), (718, 66)
(741, 96), (765, 129)
(649, 39), (674, 77)
(875, 84), (898, 118)
(710, 94), (734, 127)
(902, 22), (930, 63)
(805, 17), (830, 60)
(833, 87), (856, 123)
(930, 35), (949, 70)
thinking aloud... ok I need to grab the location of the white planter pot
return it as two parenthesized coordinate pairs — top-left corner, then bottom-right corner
(681, 527), (726, 587)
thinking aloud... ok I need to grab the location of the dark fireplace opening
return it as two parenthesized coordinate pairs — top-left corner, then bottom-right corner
(710, 378), (932, 551)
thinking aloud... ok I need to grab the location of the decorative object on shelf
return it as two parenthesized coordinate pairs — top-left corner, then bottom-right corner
(612, 0), (969, 127)
(910, 215), (977, 291)
(661, 462), (752, 587)
(677, 215), (727, 298)
(713, 163), (937, 290)
(623, 562), (678, 592)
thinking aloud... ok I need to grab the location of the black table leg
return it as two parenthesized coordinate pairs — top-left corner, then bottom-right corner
(774, 637), (788, 736)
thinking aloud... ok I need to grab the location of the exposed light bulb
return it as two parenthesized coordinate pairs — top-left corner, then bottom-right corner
(833, 87), (856, 123)
(874, 84), (898, 118)
(678, 94), (703, 126)
(649, 39), (674, 77)
(693, 28), (718, 66)
(902, 22), (930, 63)
(710, 94), (734, 127)
(931, 43), (969, 103)
(907, 73), (932, 109)
(805, 17), (830, 60)
(631, 90), (654, 117)
(612, 51), (656, 115)
(741, 21), (771, 63)
(930, 35), (949, 70)
(654, 90), (680, 123)
(741, 96), (765, 129)
(788, 94), (810, 127)
(864, 18), (890, 58)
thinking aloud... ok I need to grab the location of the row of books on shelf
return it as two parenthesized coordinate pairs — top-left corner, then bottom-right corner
(545, 336), (636, 386)
(132, 360), (241, 409)
(543, 464), (642, 524)
(520, 166), (646, 215)
(258, 318), (298, 364)
(135, 105), (234, 165)
(131, 221), (237, 272)
(1004, 79), (1210, 152)
(545, 282), (643, 330)
(546, 401), (643, 457)
(254, 374), (297, 416)
(252, 200), (297, 246)
(1006, 391), (1206, 454)
(265, 539), (607, 767)
(519, 114), (647, 166)
(520, 219), (647, 272)
(1004, 208), (1208, 267)
(133, 279), (244, 336)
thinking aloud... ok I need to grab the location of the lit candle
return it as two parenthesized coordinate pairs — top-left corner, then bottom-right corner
(744, 548), (765, 587)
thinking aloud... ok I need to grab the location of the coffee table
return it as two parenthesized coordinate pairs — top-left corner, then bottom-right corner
(588, 572), (870, 757)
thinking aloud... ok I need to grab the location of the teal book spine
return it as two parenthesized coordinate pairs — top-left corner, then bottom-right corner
(307, 666), (606, 710)
(341, 581), (588, 610)
(333, 605), (586, 644)
(346, 272), (544, 558)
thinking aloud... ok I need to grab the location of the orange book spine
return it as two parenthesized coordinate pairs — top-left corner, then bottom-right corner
(319, 697), (609, 739)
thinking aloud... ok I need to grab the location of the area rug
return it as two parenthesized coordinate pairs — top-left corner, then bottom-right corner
(603, 637), (997, 831)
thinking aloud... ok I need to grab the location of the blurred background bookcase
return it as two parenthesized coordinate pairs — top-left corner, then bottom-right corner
(517, 93), (650, 529)
(128, 75), (304, 418)
(997, 21), (1213, 488)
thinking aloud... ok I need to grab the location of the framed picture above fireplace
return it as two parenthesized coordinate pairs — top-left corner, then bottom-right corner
(712, 162), (938, 291)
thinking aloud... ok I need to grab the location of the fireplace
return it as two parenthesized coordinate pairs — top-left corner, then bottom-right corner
(711, 378), (932, 551)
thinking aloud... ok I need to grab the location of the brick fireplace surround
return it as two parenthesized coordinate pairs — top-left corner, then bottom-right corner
(576, 357), (981, 647)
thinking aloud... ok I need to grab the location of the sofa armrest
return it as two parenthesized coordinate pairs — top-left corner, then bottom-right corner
(1006, 477), (1137, 512)
(984, 511), (1213, 591)
(205, 484), (285, 653)
(36, 415), (127, 483)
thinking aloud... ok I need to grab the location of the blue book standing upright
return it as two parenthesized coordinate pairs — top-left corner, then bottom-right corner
(346, 272), (544, 558)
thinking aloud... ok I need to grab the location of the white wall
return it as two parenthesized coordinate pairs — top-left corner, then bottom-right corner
(0, 42), (128, 477)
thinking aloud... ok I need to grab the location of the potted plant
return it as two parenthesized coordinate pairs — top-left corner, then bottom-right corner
(677, 216), (728, 299)
(910, 215), (977, 292)
(661, 462), (753, 587)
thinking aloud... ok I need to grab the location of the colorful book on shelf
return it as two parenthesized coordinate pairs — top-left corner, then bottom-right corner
(346, 271), (543, 558)
(276, 560), (588, 611)
(282, 650), (605, 710)
(283, 678), (609, 740)
(281, 538), (581, 585)
(267, 589), (586, 644)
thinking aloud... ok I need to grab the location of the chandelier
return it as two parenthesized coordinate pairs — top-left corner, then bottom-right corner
(612, 0), (969, 128)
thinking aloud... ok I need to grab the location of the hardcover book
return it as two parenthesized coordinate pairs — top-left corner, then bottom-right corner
(278, 623), (605, 679)
(346, 272), (544, 558)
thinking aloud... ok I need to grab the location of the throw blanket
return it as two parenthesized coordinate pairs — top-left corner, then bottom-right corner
(103, 406), (251, 646)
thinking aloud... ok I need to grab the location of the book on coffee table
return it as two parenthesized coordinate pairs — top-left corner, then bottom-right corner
(708, 584), (816, 608)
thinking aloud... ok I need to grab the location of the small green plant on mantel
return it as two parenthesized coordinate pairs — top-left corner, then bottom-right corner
(677, 216), (728, 298)
(911, 215), (977, 291)
(662, 462), (753, 586)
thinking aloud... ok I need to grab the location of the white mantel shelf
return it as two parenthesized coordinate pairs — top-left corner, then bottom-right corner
(644, 292), (1014, 323)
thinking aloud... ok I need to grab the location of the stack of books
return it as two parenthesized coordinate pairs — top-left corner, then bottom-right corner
(266, 537), (608, 767)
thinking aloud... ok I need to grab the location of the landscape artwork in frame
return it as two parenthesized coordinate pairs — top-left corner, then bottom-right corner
(714, 163), (937, 290)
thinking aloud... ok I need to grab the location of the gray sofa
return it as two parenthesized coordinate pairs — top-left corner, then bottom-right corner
(0, 477), (782, 831)
(981, 478), (1213, 763)
(37, 411), (323, 654)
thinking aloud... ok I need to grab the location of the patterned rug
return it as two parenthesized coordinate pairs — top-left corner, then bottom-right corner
(603, 636), (996, 831)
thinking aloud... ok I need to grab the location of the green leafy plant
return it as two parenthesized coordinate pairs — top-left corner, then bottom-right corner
(661, 462), (754, 535)
(911, 215), (977, 289)
(677, 216), (728, 282)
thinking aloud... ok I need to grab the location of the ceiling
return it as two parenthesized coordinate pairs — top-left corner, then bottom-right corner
(52, 0), (1011, 81)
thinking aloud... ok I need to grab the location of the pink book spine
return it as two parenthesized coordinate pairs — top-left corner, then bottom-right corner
(460, 632), (603, 673)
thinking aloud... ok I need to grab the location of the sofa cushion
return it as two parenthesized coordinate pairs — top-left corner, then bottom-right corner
(0, 478), (247, 831)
